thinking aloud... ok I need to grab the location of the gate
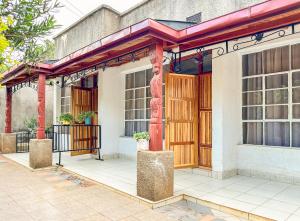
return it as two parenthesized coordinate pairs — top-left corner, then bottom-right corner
(16, 131), (53, 153)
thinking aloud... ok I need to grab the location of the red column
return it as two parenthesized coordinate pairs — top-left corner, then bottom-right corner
(5, 87), (12, 133)
(149, 42), (163, 151)
(36, 73), (46, 139)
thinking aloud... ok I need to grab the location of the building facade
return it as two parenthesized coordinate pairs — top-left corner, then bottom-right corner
(2, 0), (300, 184)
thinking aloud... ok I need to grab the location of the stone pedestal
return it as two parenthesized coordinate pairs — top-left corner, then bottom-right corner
(0, 133), (16, 154)
(137, 151), (174, 201)
(0, 133), (2, 152)
(29, 139), (52, 169)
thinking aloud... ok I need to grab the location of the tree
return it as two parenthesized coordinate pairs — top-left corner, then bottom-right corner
(0, 0), (60, 76)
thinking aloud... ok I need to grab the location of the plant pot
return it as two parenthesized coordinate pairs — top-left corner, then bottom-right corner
(85, 117), (91, 125)
(61, 120), (70, 125)
(137, 139), (149, 151)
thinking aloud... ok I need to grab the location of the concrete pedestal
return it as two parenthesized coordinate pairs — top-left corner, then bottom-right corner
(29, 139), (52, 169)
(0, 133), (2, 152)
(137, 150), (174, 201)
(0, 133), (16, 154)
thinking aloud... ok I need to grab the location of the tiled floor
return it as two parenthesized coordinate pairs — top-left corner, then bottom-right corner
(0, 155), (245, 221)
(4, 152), (300, 221)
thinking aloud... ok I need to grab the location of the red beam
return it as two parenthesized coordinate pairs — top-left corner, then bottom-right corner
(36, 74), (46, 139)
(149, 42), (163, 151)
(5, 87), (12, 133)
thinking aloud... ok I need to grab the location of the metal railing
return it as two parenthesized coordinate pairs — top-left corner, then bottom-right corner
(52, 125), (102, 165)
(16, 131), (53, 153)
(15, 125), (102, 166)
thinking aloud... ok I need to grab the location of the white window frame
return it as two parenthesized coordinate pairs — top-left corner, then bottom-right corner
(242, 43), (300, 148)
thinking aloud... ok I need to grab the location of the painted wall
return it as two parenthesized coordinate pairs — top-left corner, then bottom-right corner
(54, 0), (263, 59)
(98, 58), (151, 159)
(54, 6), (120, 59)
(0, 86), (53, 132)
(120, 0), (263, 29)
(212, 24), (300, 181)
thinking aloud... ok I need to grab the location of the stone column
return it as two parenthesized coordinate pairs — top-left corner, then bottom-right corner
(149, 42), (163, 151)
(29, 73), (52, 169)
(0, 133), (16, 154)
(5, 87), (12, 133)
(36, 73), (46, 139)
(137, 151), (174, 201)
(29, 139), (52, 169)
(137, 43), (174, 202)
(1, 87), (16, 154)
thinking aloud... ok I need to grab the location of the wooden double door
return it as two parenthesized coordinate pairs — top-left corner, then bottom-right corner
(71, 86), (98, 156)
(165, 73), (212, 168)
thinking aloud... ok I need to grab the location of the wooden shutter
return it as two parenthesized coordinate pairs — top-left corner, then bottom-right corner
(165, 73), (199, 168)
(198, 73), (212, 168)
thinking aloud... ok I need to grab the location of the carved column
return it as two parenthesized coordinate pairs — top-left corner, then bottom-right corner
(5, 87), (12, 133)
(149, 43), (163, 151)
(36, 73), (46, 139)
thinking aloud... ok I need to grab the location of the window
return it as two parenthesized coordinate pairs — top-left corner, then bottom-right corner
(242, 44), (300, 147)
(124, 66), (168, 136)
(61, 87), (71, 113)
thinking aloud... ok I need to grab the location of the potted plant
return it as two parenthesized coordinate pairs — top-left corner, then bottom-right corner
(59, 113), (74, 125)
(133, 131), (150, 151)
(24, 117), (37, 134)
(77, 111), (96, 125)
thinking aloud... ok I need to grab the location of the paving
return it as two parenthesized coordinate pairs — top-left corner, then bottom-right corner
(5, 152), (300, 220)
(0, 154), (245, 221)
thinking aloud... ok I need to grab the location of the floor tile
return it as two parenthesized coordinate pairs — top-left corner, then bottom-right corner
(251, 206), (291, 221)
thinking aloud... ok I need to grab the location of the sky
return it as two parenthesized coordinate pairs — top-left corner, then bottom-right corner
(52, 0), (144, 37)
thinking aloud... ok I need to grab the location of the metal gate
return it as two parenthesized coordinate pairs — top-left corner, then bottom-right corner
(16, 131), (53, 153)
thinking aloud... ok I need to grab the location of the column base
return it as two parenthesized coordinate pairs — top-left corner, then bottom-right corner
(137, 150), (174, 201)
(29, 139), (52, 169)
(0, 133), (16, 154)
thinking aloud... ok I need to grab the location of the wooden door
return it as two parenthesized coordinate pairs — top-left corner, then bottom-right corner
(165, 73), (199, 168)
(71, 86), (96, 156)
(198, 73), (212, 168)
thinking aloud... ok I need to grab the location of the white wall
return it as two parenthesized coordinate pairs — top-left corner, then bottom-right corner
(212, 51), (241, 175)
(212, 24), (300, 181)
(98, 58), (151, 159)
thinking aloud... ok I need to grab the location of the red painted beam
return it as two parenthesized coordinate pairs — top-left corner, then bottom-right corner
(36, 73), (46, 139)
(149, 42), (164, 151)
(5, 87), (12, 133)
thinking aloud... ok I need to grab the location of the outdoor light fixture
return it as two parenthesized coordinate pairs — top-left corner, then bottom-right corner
(131, 53), (135, 62)
(102, 63), (107, 71)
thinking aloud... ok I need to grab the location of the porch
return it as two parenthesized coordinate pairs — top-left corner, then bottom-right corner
(4, 152), (300, 221)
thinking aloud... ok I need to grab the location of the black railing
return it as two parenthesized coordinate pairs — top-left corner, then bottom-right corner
(15, 125), (102, 165)
(16, 131), (53, 153)
(52, 125), (102, 165)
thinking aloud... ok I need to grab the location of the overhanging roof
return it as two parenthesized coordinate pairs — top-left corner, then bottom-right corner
(2, 0), (300, 86)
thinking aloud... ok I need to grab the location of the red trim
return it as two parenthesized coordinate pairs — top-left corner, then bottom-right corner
(2, 0), (300, 85)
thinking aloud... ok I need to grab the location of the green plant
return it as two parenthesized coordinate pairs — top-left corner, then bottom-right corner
(45, 125), (52, 133)
(24, 117), (37, 133)
(59, 113), (74, 124)
(77, 111), (96, 123)
(133, 132), (150, 141)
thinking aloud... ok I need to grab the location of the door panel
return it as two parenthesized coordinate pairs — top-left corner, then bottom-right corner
(165, 73), (199, 168)
(199, 74), (212, 168)
(71, 86), (96, 156)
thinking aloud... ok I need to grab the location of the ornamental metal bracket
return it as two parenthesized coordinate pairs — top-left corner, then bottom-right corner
(62, 66), (97, 87)
(232, 29), (286, 51)
(12, 80), (38, 94)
